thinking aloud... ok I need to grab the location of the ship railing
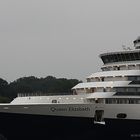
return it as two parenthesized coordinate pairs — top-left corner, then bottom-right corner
(18, 93), (50, 97)
(17, 92), (72, 97)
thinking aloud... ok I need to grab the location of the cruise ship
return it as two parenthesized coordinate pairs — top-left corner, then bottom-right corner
(1, 37), (140, 139)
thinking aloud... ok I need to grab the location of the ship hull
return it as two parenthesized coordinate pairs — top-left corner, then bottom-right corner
(0, 112), (139, 140)
(0, 112), (95, 140)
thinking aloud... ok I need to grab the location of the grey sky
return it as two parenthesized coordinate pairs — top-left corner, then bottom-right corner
(0, 0), (140, 82)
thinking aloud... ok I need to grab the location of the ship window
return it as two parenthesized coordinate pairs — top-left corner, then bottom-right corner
(125, 53), (131, 61)
(117, 99), (123, 104)
(117, 113), (127, 119)
(127, 88), (137, 92)
(137, 88), (140, 92)
(103, 88), (106, 92)
(130, 53), (135, 60)
(137, 76), (140, 80)
(52, 100), (57, 103)
(114, 54), (118, 62)
(101, 52), (140, 64)
(115, 87), (126, 92)
(117, 54), (122, 61)
(102, 67), (110, 71)
(105, 57), (109, 63)
(87, 78), (91, 82)
(129, 99), (135, 104)
(110, 55), (115, 62)
(106, 98), (140, 104)
(89, 99), (95, 103)
(115, 92), (140, 96)
(117, 67), (120, 70)
(116, 87), (138, 93)
(110, 98), (117, 104)
(128, 76), (140, 81)
(128, 76), (137, 81)
(101, 68), (105, 71)
(135, 52), (140, 60)
(121, 54), (126, 61)
(101, 77), (104, 81)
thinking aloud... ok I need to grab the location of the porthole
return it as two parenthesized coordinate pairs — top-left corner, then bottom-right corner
(52, 100), (57, 103)
(117, 113), (127, 119)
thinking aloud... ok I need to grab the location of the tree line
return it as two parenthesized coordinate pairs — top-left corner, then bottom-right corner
(0, 76), (82, 103)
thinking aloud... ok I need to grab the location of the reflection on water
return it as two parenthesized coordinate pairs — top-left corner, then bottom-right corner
(0, 126), (137, 140)
(0, 113), (139, 140)
(0, 134), (7, 140)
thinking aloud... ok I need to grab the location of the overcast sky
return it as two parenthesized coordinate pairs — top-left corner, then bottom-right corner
(0, 0), (140, 82)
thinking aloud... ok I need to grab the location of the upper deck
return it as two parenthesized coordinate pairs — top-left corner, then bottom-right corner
(100, 37), (140, 65)
(100, 49), (140, 65)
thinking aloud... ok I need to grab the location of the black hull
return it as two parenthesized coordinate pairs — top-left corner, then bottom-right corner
(0, 113), (139, 140)
(0, 113), (94, 140)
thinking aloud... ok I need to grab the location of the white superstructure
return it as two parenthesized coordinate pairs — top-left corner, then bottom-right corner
(1, 36), (140, 125)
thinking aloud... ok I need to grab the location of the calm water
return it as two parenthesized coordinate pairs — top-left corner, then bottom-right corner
(0, 126), (138, 140)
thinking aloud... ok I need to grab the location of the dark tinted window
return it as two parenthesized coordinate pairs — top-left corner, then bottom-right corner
(117, 113), (127, 119)
(101, 52), (140, 64)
